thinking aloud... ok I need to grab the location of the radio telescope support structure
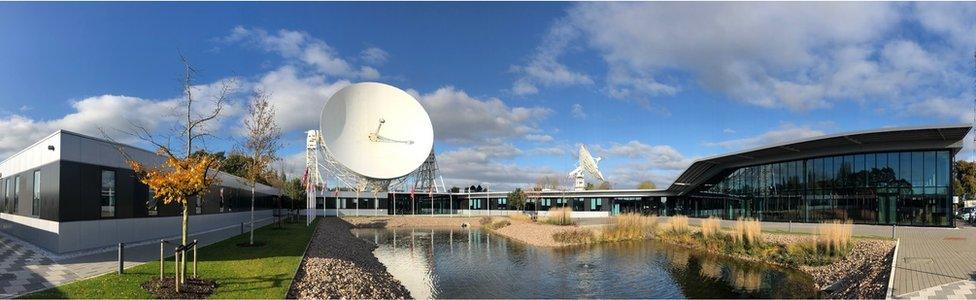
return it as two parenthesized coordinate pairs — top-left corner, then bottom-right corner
(569, 145), (606, 191)
(305, 130), (325, 225)
(413, 151), (440, 193)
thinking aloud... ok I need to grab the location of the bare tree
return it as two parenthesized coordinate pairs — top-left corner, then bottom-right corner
(240, 89), (282, 245)
(107, 54), (234, 291)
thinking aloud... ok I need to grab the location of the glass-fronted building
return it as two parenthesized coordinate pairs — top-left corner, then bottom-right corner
(675, 150), (951, 226)
(665, 125), (971, 227)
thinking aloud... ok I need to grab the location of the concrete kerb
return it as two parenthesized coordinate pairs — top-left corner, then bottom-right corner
(886, 238), (900, 300)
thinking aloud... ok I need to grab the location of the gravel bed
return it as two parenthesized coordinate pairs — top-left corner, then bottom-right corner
(491, 221), (581, 247)
(343, 216), (484, 228)
(288, 218), (412, 299)
(799, 238), (895, 299)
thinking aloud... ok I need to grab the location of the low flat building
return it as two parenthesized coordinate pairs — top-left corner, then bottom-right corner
(0, 130), (281, 254)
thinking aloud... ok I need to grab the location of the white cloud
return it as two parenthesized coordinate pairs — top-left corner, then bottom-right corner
(705, 124), (825, 150)
(437, 143), (562, 190)
(524, 134), (554, 143)
(254, 66), (351, 133)
(414, 87), (551, 144)
(516, 3), (975, 113)
(571, 103), (587, 119)
(0, 95), (190, 158)
(360, 47), (389, 65)
(723, 128), (736, 134)
(510, 21), (593, 95)
(223, 26), (380, 79)
(592, 141), (693, 170)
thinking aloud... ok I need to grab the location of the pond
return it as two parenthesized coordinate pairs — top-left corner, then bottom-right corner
(350, 228), (821, 299)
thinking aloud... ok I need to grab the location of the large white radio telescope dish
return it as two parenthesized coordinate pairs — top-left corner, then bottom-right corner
(319, 82), (434, 180)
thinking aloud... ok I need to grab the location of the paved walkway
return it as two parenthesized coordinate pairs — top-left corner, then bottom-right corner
(671, 217), (976, 297)
(0, 217), (276, 298)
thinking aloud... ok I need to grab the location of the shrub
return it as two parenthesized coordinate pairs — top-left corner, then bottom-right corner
(486, 219), (511, 230)
(510, 212), (532, 222)
(816, 220), (852, 257)
(553, 228), (595, 244)
(731, 217), (762, 246)
(668, 215), (690, 235)
(479, 216), (494, 225)
(542, 207), (574, 226)
(700, 216), (723, 239)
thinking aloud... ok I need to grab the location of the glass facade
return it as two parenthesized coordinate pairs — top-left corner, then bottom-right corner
(677, 150), (953, 226)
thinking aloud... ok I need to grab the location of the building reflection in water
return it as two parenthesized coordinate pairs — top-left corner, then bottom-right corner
(350, 227), (819, 299)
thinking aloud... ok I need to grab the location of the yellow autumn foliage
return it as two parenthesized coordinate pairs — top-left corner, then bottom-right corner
(127, 148), (221, 206)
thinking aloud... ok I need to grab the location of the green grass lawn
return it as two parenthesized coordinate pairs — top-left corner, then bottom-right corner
(22, 218), (319, 299)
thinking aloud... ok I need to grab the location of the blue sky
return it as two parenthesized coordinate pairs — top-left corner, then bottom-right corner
(1, 2), (975, 190)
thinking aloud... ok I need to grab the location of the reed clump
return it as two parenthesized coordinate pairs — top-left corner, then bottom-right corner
(552, 228), (595, 244)
(731, 217), (762, 246)
(601, 213), (659, 242)
(816, 220), (852, 256)
(542, 207), (574, 226)
(667, 215), (690, 235)
(700, 216), (723, 239)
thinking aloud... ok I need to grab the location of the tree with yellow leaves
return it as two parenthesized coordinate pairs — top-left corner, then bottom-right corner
(111, 55), (234, 292)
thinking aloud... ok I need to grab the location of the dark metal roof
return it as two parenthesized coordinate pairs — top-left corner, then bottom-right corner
(666, 124), (972, 196)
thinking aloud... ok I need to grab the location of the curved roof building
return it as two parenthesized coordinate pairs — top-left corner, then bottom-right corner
(665, 124), (971, 227)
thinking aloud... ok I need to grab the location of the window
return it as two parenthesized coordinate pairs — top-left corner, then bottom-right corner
(924, 151), (937, 187)
(13, 176), (20, 215)
(32, 171), (40, 217)
(147, 189), (158, 216)
(937, 151), (949, 187)
(2, 179), (7, 213)
(101, 170), (116, 218)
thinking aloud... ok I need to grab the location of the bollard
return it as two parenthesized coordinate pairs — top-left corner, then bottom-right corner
(193, 239), (198, 278)
(891, 223), (896, 239)
(118, 242), (125, 274)
(241, 222), (245, 235)
(159, 240), (164, 280)
(788, 220), (792, 233)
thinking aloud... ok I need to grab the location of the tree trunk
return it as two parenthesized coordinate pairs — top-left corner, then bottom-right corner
(250, 185), (255, 245)
(180, 203), (188, 284)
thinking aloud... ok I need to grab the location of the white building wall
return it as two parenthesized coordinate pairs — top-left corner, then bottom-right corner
(0, 131), (62, 177)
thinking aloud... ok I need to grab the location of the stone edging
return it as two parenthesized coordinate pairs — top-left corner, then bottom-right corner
(885, 238), (900, 300)
(286, 218), (319, 298)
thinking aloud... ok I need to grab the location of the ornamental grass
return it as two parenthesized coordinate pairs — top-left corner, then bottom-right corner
(731, 217), (762, 246)
(816, 220), (853, 256)
(668, 215), (690, 235)
(700, 216), (723, 239)
(543, 207), (574, 226)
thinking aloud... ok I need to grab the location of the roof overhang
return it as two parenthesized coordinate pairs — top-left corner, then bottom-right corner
(666, 124), (972, 196)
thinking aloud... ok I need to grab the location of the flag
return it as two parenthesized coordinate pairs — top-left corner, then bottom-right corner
(301, 168), (309, 188)
(410, 187), (415, 200)
(428, 187), (433, 198)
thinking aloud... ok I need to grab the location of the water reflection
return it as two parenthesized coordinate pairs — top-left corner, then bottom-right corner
(351, 228), (820, 299)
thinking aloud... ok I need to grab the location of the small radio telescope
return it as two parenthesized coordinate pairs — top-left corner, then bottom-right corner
(569, 145), (605, 191)
(314, 82), (434, 193)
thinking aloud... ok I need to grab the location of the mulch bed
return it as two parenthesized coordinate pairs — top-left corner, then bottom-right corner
(141, 277), (217, 299)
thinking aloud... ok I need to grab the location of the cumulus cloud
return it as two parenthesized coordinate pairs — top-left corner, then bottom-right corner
(360, 47), (389, 65)
(437, 143), (562, 190)
(571, 103), (587, 119)
(524, 134), (554, 143)
(592, 141), (694, 171)
(705, 123), (826, 150)
(515, 3), (975, 113)
(510, 21), (593, 95)
(414, 87), (551, 144)
(223, 26), (381, 79)
(254, 66), (352, 133)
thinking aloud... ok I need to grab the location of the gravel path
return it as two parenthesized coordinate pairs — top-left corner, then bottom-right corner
(800, 238), (895, 299)
(288, 218), (412, 299)
(343, 216), (484, 228)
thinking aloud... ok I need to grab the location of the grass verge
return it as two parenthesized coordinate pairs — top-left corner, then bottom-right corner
(21, 218), (319, 299)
